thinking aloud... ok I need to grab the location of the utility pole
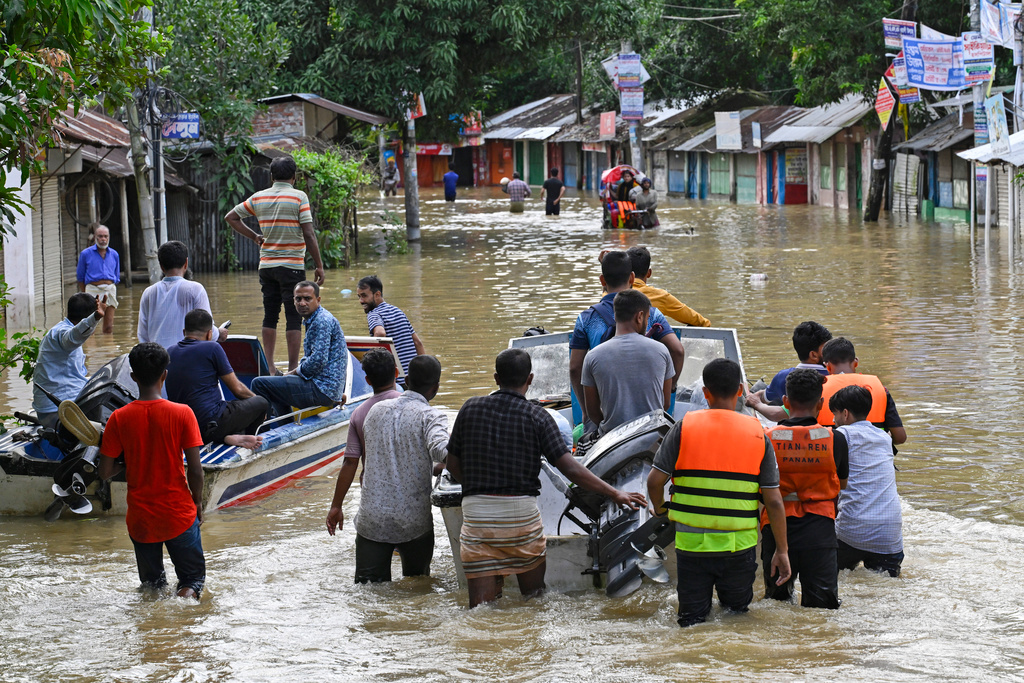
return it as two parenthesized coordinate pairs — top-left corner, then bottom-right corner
(865, 0), (917, 222)
(621, 40), (644, 173)
(970, 0), (987, 236)
(126, 99), (161, 283)
(403, 118), (420, 241)
(575, 39), (585, 190)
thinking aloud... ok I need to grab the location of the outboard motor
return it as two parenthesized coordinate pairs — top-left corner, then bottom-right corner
(46, 354), (138, 519)
(568, 410), (675, 597)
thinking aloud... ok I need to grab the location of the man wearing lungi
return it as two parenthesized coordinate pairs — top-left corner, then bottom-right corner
(446, 348), (647, 608)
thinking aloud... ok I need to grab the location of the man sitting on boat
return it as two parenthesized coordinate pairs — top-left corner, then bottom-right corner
(251, 281), (347, 419)
(166, 309), (268, 450)
(32, 292), (107, 428)
(626, 246), (711, 327)
(445, 348), (647, 608)
(580, 289), (674, 435)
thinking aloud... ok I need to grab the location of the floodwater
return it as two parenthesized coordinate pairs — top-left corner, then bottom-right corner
(3, 187), (1024, 681)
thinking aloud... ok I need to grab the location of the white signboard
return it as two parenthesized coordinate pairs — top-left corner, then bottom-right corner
(752, 122), (762, 149)
(986, 93), (1012, 155)
(715, 112), (742, 150)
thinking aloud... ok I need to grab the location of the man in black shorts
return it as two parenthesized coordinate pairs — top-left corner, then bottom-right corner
(541, 167), (565, 215)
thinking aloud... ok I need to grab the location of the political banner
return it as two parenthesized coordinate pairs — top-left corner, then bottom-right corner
(884, 53), (922, 103)
(920, 24), (955, 41)
(980, 1), (1021, 49)
(901, 36), (967, 90)
(714, 112), (742, 150)
(620, 87), (644, 120)
(875, 78), (896, 130)
(963, 32), (996, 84)
(883, 18), (917, 48)
(599, 111), (617, 139)
(162, 113), (200, 139)
(406, 92), (427, 120)
(986, 93), (1011, 155)
(617, 53), (642, 89)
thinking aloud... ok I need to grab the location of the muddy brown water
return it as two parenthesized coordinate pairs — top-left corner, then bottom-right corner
(3, 187), (1024, 681)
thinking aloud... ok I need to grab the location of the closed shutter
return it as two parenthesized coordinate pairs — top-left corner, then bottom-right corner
(952, 153), (970, 209)
(32, 176), (64, 321)
(996, 164), (1011, 227)
(668, 151), (687, 194)
(562, 142), (578, 187)
(652, 151), (667, 193)
(710, 153), (730, 195)
(735, 154), (757, 204)
(892, 153), (920, 215)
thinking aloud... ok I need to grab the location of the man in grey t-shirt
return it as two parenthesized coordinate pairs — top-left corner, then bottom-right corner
(581, 289), (675, 435)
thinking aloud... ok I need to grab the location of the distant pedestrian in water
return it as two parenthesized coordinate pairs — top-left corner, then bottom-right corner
(356, 275), (425, 383)
(32, 292), (107, 427)
(443, 163), (459, 202)
(445, 348), (646, 608)
(225, 155), (325, 372)
(502, 172), (531, 213)
(99, 343), (206, 600)
(629, 177), (659, 228)
(541, 167), (565, 216)
(382, 158), (400, 196)
(76, 223), (119, 334)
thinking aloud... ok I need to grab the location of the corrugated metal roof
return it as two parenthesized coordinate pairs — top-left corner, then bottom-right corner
(957, 130), (1024, 164)
(483, 95), (578, 140)
(259, 93), (390, 125)
(894, 112), (974, 153)
(484, 126), (527, 140)
(514, 126), (561, 140)
(54, 108), (130, 148)
(931, 85), (1014, 108)
(763, 94), (871, 144)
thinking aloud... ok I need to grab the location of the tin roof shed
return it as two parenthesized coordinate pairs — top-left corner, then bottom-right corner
(763, 94), (872, 145)
(894, 112), (974, 153)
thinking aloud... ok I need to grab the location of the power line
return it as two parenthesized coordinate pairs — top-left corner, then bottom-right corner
(662, 14), (741, 21)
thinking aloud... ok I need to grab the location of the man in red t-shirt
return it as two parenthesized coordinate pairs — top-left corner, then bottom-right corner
(99, 343), (206, 599)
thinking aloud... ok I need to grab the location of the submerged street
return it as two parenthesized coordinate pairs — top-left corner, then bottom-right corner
(3, 187), (1024, 680)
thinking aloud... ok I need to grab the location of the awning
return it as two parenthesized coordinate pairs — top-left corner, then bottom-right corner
(957, 130), (1024, 165)
(764, 125), (844, 145)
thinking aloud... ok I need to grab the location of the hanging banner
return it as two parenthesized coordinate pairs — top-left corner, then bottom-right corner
(901, 36), (967, 90)
(875, 78), (896, 130)
(599, 111), (617, 139)
(885, 53), (922, 104)
(406, 92), (427, 120)
(414, 143), (452, 155)
(620, 87), (644, 120)
(963, 32), (996, 84)
(714, 111), (742, 150)
(920, 24), (955, 41)
(980, 2), (1021, 49)
(617, 53), (642, 89)
(883, 18), (917, 48)
(986, 93), (1012, 155)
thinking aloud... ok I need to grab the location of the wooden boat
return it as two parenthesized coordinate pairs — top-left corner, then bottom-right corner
(432, 326), (758, 595)
(0, 335), (399, 518)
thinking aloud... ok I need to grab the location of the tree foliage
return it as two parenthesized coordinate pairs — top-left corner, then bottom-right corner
(0, 0), (164, 234)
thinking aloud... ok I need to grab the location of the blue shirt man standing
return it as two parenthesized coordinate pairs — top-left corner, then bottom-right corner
(443, 164), (459, 202)
(32, 293), (107, 426)
(75, 224), (120, 334)
(251, 281), (347, 418)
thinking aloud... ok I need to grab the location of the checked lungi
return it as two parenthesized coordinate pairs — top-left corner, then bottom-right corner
(460, 495), (546, 578)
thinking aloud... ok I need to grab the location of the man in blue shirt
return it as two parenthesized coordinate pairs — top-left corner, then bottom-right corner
(166, 309), (268, 449)
(356, 275), (425, 383)
(251, 281), (347, 419)
(32, 293), (107, 427)
(569, 250), (685, 428)
(443, 163), (458, 202)
(757, 321), (832, 405)
(75, 224), (120, 334)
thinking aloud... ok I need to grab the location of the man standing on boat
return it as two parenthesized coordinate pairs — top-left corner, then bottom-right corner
(569, 250), (684, 429)
(225, 155), (325, 372)
(326, 355), (448, 583)
(581, 289), (674, 435)
(251, 281), (346, 419)
(32, 292), (107, 427)
(445, 348), (647, 608)
(356, 275), (425, 383)
(75, 223), (119, 334)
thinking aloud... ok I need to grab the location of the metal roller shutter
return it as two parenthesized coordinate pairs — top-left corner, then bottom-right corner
(32, 176), (64, 321)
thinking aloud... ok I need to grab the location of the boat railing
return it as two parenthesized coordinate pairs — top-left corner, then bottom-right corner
(254, 405), (340, 435)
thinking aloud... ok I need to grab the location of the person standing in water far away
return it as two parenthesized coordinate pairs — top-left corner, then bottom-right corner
(76, 223), (119, 334)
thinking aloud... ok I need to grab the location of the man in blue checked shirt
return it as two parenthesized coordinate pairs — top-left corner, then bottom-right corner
(251, 281), (347, 419)
(75, 224), (120, 334)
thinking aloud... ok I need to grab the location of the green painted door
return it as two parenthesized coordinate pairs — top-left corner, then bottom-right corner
(736, 154), (757, 204)
(710, 153), (730, 196)
(515, 141), (525, 178)
(528, 141), (545, 185)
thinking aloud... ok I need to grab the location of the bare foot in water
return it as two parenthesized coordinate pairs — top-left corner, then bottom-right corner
(224, 434), (263, 450)
(176, 587), (199, 600)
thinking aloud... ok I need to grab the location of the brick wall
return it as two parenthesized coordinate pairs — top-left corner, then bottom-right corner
(252, 102), (305, 137)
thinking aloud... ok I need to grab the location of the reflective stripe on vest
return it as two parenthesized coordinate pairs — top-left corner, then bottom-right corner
(667, 410), (765, 551)
(818, 373), (887, 426)
(761, 424), (840, 526)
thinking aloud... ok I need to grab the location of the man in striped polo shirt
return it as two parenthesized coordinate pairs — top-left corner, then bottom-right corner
(225, 155), (325, 372)
(357, 275), (424, 384)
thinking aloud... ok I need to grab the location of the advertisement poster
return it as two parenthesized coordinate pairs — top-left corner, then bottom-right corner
(901, 36), (967, 90)
(406, 92), (427, 120)
(162, 113), (200, 139)
(785, 148), (807, 184)
(962, 32), (995, 84)
(883, 18), (917, 48)
(986, 93), (1011, 155)
(617, 53), (642, 89)
(620, 88), (644, 120)
(875, 78), (896, 130)
(599, 111), (617, 139)
(714, 112), (742, 150)
(414, 143), (451, 155)
(885, 53), (922, 104)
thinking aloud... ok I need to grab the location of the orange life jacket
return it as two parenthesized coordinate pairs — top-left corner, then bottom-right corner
(817, 373), (887, 426)
(760, 424), (840, 527)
